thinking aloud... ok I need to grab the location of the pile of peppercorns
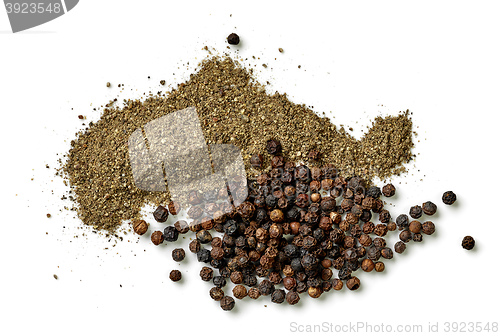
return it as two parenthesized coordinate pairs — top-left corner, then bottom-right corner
(132, 139), (471, 311)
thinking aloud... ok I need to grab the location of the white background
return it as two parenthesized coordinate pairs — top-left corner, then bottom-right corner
(1, 1), (500, 335)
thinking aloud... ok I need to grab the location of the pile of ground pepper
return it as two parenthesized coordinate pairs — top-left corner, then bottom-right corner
(61, 55), (414, 232)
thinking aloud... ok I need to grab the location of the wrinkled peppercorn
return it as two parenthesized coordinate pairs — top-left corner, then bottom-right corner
(169, 270), (182, 282)
(220, 296), (235, 311)
(409, 205), (423, 219)
(233, 285), (248, 299)
(213, 276), (227, 288)
(197, 248), (211, 263)
(382, 183), (396, 197)
(250, 154), (263, 168)
(226, 33), (240, 45)
(381, 247), (393, 259)
(422, 221), (436, 235)
(163, 226), (179, 242)
(258, 279), (275, 296)
(153, 205), (169, 222)
(374, 224), (388, 237)
(366, 186), (382, 198)
(271, 289), (286, 303)
(172, 248), (185, 262)
(174, 220), (189, 234)
(189, 239), (201, 253)
(379, 210), (391, 223)
(413, 233), (423, 242)
(399, 230), (412, 243)
(168, 201), (181, 216)
(346, 276), (360, 290)
(210, 287), (224, 301)
(394, 241), (406, 254)
(422, 201), (437, 215)
(132, 219), (148, 235)
(248, 287), (261, 299)
(266, 138), (282, 155)
(332, 278), (343, 290)
(387, 221), (396, 231)
(200, 267), (214, 281)
(286, 291), (300, 305)
(374, 261), (385, 272)
(442, 191), (457, 205)
(196, 229), (213, 244)
(462, 236), (475, 250)
(151, 231), (164, 245)
(396, 214), (409, 230)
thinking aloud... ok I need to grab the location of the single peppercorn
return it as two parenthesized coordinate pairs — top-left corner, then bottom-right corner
(174, 220), (189, 234)
(250, 154), (263, 168)
(200, 266), (214, 281)
(163, 226), (179, 242)
(220, 296), (235, 311)
(189, 239), (201, 253)
(399, 230), (412, 243)
(270, 209), (284, 223)
(167, 201), (181, 216)
(409, 220), (422, 234)
(387, 221), (397, 231)
(286, 291), (300, 305)
(258, 279), (275, 296)
(380, 247), (393, 259)
(422, 221), (436, 235)
(213, 276), (227, 288)
(271, 289), (286, 303)
(226, 33), (240, 45)
(394, 241), (406, 254)
(248, 287), (261, 299)
(197, 248), (211, 263)
(346, 276), (360, 290)
(382, 183), (396, 197)
(132, 219), (148, 235)
(233, 285), (248, 299)
(374, 261), (385, 272)
(462, 236), (475, 250)
(422, 201), (437, 215)
(266, 138), (282, 155)
(332, 278), (343, 290)
(396, 214), (409, 230)
(442, 191), (457, 205)
(209, 287), (224, 301)
(172, 248), (185, 262)
(409, 205), (423, 219)
(169, 270), (182, 282)
(378, 210), (391, 223)
(413, 233), (423, 242)
(196, 229), (213, 244)
(366, 186), (382, 198)
(308, 286), (323, 298)
(153, 205), (169, 222)
(151, 231), (164, 245)
(361, 258), (375, 272)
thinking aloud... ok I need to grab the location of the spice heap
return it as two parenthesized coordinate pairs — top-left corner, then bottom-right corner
(61, 55), (414, 232)
(140, 139), (450, 310)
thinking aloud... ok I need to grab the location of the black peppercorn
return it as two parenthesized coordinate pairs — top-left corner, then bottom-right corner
(394, 241), (406, 254)
(346, 276), (360, 290)
(258, 279), (275, 296)
(250, 154), (263, 168)
(378, 210), (391, 223)
(366, 186), (382, 198)
(200, 266), (214, 281)
(399, 230), (412, 243)
(409, 205), (423, 219)
(196, 229), (213, 244)
(163, 226), (179, 242)
(210, 287), (224, 301)
(227, 33), (240, 45)
(220, 296), (235, 311)
(332, 278), (343, 290)
(213, 276), (227, 288)
(361, 258), (375, 272)
(248, 288), (261, 299)
(422, 221), (436, 235)
(172, 248), (185, 262)
(271, 289), (286, 304)
(151, 231), (164, 245)
(233, 285), (248, 299)
(286, 291), (300, 305)
(189, 239), (201, 253)
(422, 201), (437, 215)
(462, 236), (475, 250)
(169, 270), (182, 282)
(382, 183), (396, 197)
(174, 220), (189, 234)
(266, 138), (282, 155)
(153, 205), (169, 222)
(413, 233), (423, 242)
(197, 248), (211, 263)
(442, 191), (457, 205)
(396, 214), (409, 230)
(380, 247), (393, 259)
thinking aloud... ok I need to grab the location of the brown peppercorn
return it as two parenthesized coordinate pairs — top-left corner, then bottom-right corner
(332, 278), (343, 290)
(346, 276), (360, 290)
(409, 220), (422, 234)
(174, 220), (189, 234)
(361, 258), (375, 272)
(382, 183), (396, 197)
(232, 285), (248, 299)
(250, 154), (263, 168)
(172, 248), (186, 262)
(229, 271), (243, 284)
(422, 201), (437, 215)
(308, 286), (323, 298)
(151, 231), (164, 245)
(132, 219), (148, 235)
(270, 209), (284, 223)
(286, 291), (300, 305)
(271, 155), (285, 168)
(248, 288), (261, 300)
(358, 234), (372, 247)
(409, 205), (423, 219)
(310, 193), (321, 203)
(321, 259), (333, 269)
(387, 221), (397, 231)
(330, 212), (342, 224)
(380, 247), (393, 259)
(362, 221), (375, 234)
(462, 236), (475, 250)
(189, 239), (201, 253)
(399, 230), (412, 243)
(321, 268), (333, 281)
(373, 237), (386, 248)
(413, 233), (423, 242)
(442, 191), (457, 205)
(283, 277), (297, 291)
(374, 224), (388, 237)
(169, 270), (182, 282)
(290, 222), (300, 235)
(362, 196), (375, 210)
(153, 205), (169, 222)
(422, 221), (436, 235)
(394, 241), (406, 254)
(167, 201), (181, 216)
(372, 198), (384, 213)
(266, 138), (282, 155)
(238, 201), (255, 219)
(378, 210), (391, 223)
(200, 266), (213, 281)
(374, 261), (385, 272)
(211, 246), (225, 260)
(209, 287), (224, 301)
(220, 296), (235, 311)
(268, 271), (282, 285)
